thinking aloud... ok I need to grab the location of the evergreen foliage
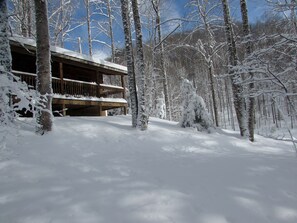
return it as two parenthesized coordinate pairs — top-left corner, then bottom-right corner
(180, 79), (212, 132)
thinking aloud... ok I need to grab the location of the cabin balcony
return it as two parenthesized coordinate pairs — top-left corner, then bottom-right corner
(10, 36), (128, 117)
(13, 70), (127, 116)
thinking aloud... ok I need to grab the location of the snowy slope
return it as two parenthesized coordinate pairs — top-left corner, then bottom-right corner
(0, 116), (296, 223)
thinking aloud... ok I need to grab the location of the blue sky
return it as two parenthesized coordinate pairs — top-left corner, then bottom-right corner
(230, 0), (269, 22)
(65, 0), (269, 59)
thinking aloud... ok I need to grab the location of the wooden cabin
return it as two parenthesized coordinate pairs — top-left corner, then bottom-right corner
(10, 36), (127, 116)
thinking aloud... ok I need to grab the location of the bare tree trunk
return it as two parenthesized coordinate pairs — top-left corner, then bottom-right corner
(196, 0), (220, 126)
(0, 0), (11, 73)
(240, 0), (255, 141)
(131, 0), (148, 130)
(120, 0), (138, 127)
(85, 0), (92, 56)
(225, 77), (235, 130)
(106, 0), (115, 62)
(221, 0), (247, 136)
(208, 61), (219, 126)
(219, 80), (227, 128)
(27, 0), (33, 37)
(21, 0), (28, 36)
(0, 0), (13, 124)
(34, 0), (53, 134)
(15, 0), (33, 37)
(152, 0), (171, 120)
(59, 0), (65, 47)
(290, 0), (297, 34)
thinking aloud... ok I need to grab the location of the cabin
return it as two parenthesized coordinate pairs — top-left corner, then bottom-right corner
(10, 36), (127, 116)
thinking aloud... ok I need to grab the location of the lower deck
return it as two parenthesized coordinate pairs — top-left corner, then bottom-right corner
(52, 97), (127, 116)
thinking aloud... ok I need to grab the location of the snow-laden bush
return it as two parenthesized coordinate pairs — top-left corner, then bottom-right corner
(180, 79), (212, 131)
(155, 94), (166, 119)
(0, 68), (42, 149)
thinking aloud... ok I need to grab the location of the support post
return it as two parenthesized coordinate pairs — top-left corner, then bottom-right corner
(62, 103), (66, 116)
(121, 74), (126, 99)
(96, 71), (103, 97)
(121, 74), (127, 115)
(59, 62), (64, 94)
(59, 62), (66, 115)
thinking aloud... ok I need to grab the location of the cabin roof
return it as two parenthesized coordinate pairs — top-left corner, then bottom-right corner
(9, 36), (127, 76)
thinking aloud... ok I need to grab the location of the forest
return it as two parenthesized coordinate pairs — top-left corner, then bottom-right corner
(1, 0), (297, 144)
(1, 1), (297, 223)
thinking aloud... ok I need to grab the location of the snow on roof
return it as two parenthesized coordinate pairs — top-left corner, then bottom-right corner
(9, 36), (127, 75)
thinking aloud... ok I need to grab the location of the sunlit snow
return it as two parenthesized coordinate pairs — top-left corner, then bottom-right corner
(0, 116), (296, 223)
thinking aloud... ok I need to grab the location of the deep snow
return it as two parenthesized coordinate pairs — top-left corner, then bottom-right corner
(0, 116), (296, 223)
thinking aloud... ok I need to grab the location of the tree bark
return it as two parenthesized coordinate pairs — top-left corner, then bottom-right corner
(198, 1), (219, 127)
(0, 0), (13, 124)
(131, 0), (148, 130)
(34, 0), (53, 134)
(152, 0), (171, 120)
(120, 0), (138, 127)
(106, 0), (115, 62)
(221, 0), (247, 136)
(290, 0), (297, 34)
(0, 0), (11, 73)
(240, 0), (255, 141)
(85, 0), (92, 56)
(208, 61), (219, 126)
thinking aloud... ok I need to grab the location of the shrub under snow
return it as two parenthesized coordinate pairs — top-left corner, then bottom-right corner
(0, 68), (41, 149)
(180, 79), (212, 131)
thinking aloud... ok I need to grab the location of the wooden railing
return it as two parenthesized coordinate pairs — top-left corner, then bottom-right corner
(13, 70), (125, 98)
(52, 77), (97, 97)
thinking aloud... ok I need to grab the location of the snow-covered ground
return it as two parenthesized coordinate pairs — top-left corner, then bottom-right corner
(0, 116), (296, 223)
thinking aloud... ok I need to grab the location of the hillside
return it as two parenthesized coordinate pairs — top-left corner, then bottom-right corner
(0, 116), (296, 223)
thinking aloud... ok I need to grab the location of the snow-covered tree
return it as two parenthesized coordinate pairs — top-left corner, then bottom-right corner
(1, 0), (42, 146)
(240, 0), (255, 142)
(155, 93), (166, 119)
(239, 1), (297, 146)
(0, 0), (13, 128)
(151, 0), (171, 120)
(187, 0), (222, 127)
(90, 0), (119, 62)
(120, 0), (138, 127)
(180, 79), (212, 131)
(131, 0), (148, 130)
(48, 0), (79, 47)
(221, 0), (247, 137)
(9, 0), (35, 38)
(85, 0), (93, 56)
(34, 0), (53, 134)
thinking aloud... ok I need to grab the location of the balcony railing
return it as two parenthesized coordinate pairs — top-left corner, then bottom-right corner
(13, 70), (125, 99)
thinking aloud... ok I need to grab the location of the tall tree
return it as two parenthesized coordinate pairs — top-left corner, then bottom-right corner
(0, 0), (11, 73)
(85, 0), (93, 56)
(188, 0), (221, 127)
(131, 0), (148, 130)
(106, 0), (116, 62)
(48, 0), (79, 47)
(221, 0), (247, 136)
(290, 0), (297, 33)
(0, 0), (12, 126)
(34, 0), (53, 134)
(120, 0), (138, 127)
(82, 0), (119, 59)
(152, 0), (171, 120)
(240, 0), (255, 141)
(9, 0), (35, 37)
